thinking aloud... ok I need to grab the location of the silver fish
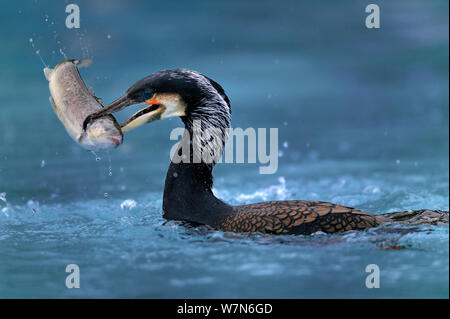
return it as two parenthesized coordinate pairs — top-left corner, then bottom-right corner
(44, 59), (123, 150)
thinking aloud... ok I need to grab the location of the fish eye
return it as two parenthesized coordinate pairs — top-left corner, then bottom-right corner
(142, 89), (154, 100)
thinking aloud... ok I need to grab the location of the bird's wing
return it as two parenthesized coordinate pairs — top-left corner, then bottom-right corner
(215, 200), (386, 235)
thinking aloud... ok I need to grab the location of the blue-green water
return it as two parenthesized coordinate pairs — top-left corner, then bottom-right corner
(0, 0), (448, 298)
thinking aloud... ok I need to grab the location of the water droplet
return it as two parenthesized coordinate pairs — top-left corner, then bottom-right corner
(89, 151), (101, 162)
(27, 200), (40, 213)
(283, 141), (288, 148)
(396, 159), (400, 165)
(40, 160), (46, 168)
(104, 193), (109, 198)
(29, 38), (33, 43)
(107, 154), (113, 176)
(59, 48), (67, 59)
(278, 150), (284, 157)
(283, 121), (288, 126)
(173, 172), (178, 178)
(107, 34), (111, 39)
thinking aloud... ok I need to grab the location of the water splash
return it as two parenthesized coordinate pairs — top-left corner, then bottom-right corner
(0, 192), (10, 215)
(107, 152), (113, 177)
(28, 38), (47, 67)
(120, 199), (137, 210)
(233, 176), (289, 202)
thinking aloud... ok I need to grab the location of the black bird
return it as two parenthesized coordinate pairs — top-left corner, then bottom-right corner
(83, 69), (445, 234)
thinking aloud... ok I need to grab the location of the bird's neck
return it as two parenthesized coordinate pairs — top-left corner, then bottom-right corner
(162, 94), (232, 224)
(162, 161), (231, 225)
(162, 123), (232, 225)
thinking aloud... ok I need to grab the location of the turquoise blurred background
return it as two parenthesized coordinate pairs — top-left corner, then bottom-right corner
(0, 0), (448, 298)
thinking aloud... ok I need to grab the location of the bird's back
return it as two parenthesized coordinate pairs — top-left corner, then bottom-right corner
(215, 200), (387, 235)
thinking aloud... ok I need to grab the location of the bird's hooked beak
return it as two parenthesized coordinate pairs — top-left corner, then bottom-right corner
(83, 93), (186, 132)
(120, 94), (166, 132)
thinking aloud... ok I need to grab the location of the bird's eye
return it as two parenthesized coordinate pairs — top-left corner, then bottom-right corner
(142, 89), (154, 100)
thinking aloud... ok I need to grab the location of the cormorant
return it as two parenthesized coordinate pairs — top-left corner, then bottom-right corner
(83, 69), (447, 234)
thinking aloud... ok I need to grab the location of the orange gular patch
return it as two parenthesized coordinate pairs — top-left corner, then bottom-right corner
(145, 94), (161, 106)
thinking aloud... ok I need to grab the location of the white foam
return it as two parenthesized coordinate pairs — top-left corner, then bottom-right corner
(120, 199), (137, 210)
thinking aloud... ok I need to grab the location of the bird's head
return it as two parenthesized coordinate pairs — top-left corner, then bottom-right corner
(83, 69), (231, 133)
(83, 69), (231, 164)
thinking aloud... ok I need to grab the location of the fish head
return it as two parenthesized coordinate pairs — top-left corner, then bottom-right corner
(79, 116), (123, 150)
